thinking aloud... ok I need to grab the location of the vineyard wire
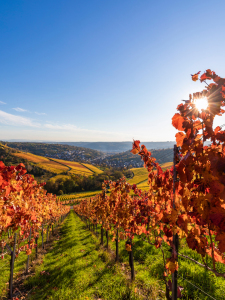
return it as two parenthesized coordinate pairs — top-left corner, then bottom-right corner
(177, 274), (217, 300)
(82, 216), (219, 300)
(0, 261), (10, 270)
(118, 232), (219, 300)
(154, 149), (174, 163)
(110, 224), (220, 299)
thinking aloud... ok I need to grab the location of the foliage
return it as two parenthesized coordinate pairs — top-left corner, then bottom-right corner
(0, 161), (70, 257)
(74, 70), (225, 297)
(46, 168), (131, 195)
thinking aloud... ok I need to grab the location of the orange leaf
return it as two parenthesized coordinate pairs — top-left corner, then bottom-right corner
(175, 132), (185, 147)
(166, 259), (178, 273)
(191, 71), (200, 81)
(172, 114), (185, 131)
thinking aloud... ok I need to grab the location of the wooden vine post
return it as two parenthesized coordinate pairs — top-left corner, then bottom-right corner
(42, 224), (44, 249)
(46, 225), (49, 242)
(9, 233), (17, 299)
(172, 144), (179, 300)
(115, 228), (119, 262)
(26, 228), (32, 274)
(106, 229), (109, 249)
(101, 190), (106, 246)
(35, 235), (38, 259)
(101, 223), (104, 245)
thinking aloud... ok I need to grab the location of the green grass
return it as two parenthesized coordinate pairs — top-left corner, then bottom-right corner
(24, 211), (140, 300)
(103, 229), (225, 300)
(0, 225), (53, 298)
(3, 213), (223, 300)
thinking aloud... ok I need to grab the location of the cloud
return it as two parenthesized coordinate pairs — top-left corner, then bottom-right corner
(44, 123), (104, 133)
(0, 110), (40, 127)
(35, 112), (47, 115)
(44, 123), (78, 130)
(43, 123), (126, 137)
(0, 101), (6, 104)
(13, 107), (28, 112)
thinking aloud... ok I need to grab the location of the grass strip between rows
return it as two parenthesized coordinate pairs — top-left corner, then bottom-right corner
(24, 211), (139, 300)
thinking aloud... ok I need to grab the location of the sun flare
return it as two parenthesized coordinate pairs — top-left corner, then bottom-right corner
(194, 97), (208, 111)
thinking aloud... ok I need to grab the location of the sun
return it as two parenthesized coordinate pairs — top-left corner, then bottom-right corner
(194, 97), (208, 111)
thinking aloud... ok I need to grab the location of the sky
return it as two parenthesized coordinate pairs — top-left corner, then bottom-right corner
(0, 0), (225, 142)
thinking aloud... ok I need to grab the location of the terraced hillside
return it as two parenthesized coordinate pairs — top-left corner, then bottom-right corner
(51, 158), (94, 175)
(12, 150), (102, 177)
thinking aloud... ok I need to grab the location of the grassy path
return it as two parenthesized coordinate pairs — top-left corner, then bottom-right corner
(25, 211), (138, 300)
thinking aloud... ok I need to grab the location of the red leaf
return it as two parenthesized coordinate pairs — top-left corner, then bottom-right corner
(200, 73), (211, 82)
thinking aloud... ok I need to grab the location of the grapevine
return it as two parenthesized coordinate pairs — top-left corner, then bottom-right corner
(74, 69), (225, 298)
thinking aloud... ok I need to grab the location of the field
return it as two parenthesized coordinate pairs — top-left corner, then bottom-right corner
(128, 168), (149, 185)
(128, 162), (172, 187)
(161, 161), (173, 170)
(127, 162), (173, 192)
(13, 151), (50, 163)
(58, 190), (102, 201)
(50, 158), (98, 176)
(38, 161), (69, 173)
(12, 150), (102, 177)
(82, 163), (103, 174)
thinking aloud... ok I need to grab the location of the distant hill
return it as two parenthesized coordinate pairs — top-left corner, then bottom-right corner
(56, 141), (176, 152)
(4, 140), (176, 152)
(1, 141), (104, 161)
(102, 148), (174, 166)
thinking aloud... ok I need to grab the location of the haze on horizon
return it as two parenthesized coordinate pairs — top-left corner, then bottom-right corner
(0, 0), (225, 142)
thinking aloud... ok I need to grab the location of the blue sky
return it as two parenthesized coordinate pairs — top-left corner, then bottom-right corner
(0, 0), (225, 142)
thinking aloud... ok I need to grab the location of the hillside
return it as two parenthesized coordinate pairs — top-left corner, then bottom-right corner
(12, 151), (99, 176)
(1, 141), (104, 162)
(0, 143), (103, 181)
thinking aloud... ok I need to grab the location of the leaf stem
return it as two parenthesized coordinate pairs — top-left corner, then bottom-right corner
(208, 223), (216, 270)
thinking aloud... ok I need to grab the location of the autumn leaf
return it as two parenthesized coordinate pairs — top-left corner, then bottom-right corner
(200, 73), (212, 82)
(191, 71), (200, 81)
(26, 249), (32, 255)
(221, 85), (225, 98)
(130, 140), (140, 155)
(215, 232), (225, 253)
(175, 132), (185, 147)
(166, 259), (178, 273)
(130, 148), (139, 155)
(125, 244), (132, 252)
(172, 113), (185, 131)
